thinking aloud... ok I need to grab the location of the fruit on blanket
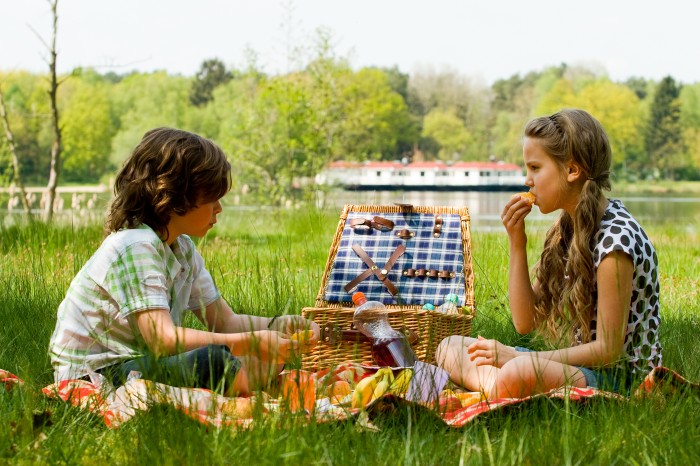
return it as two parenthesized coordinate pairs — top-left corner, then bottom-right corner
(512, 191), (535, 205)
(290, 330), (314, 342)
(221, 397), (254, 418)
(326, 380), (352, 402)
(454, 391), (484, 407)
(438, 394), (463, 414)
(388, 368), (413, 395)
(351, 367), (396, 409)
(280, 370), (317, 413)
(371, 378), (390, 401)
(351, 374), (379, 409)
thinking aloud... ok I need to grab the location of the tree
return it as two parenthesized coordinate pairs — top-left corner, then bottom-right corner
(679, 83), (700, 177)
(189, 58), (233, 107)
(0, 88), (32, 215)
(421, 108), (473, 160)
(34, 0), (63, 222)
(60, 71), (117, 182)
(646, 76), (683, 179)
(109, 72), (191, 167)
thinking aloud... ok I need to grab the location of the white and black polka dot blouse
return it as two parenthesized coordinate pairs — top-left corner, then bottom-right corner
(590, 199), (662, 374)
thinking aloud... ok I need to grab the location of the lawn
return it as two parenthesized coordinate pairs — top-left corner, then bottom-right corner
(0, 206), (698, 465)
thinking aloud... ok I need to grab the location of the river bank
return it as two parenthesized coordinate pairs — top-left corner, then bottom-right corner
(612, 180), (700, 195)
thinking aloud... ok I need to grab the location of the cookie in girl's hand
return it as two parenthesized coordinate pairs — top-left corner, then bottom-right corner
(512, 191), (535, 205)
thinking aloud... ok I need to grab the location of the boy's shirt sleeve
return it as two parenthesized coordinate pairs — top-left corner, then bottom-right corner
(103, 240), (170, 317)
(187, 247), (221, 312)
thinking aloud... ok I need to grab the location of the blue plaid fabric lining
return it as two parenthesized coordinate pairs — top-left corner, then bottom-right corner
(324, 211), (466, 307)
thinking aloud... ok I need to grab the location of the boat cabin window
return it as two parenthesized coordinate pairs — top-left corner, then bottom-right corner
(480, 171), (491, 177)
(376, 171), (381, 177)
(437, 170), (449, 176)
(464, 171), (470, 176)
(420, 171), (425, 177)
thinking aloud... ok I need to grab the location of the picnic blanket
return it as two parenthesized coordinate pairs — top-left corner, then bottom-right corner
(1, 366), (698, 430)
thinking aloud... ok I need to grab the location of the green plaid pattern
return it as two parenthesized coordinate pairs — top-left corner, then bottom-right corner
(49, 225), (220, 381)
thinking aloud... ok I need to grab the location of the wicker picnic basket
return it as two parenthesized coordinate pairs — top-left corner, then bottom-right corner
(301, 204), (474, 370)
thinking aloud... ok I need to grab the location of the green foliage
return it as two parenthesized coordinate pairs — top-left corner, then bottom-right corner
(0, 71), (54, 184)
(537, 77), (645, 174)
(189, 58), (233, 107)
(422, 108), (473, 160)
(109, 72), (192, 167)
(60, 71), (118, 182)
(646, 76), (684, 179)
(3, 45), (700, 191)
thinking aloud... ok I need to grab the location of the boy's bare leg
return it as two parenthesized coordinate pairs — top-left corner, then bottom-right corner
(227, 356), (284, 396)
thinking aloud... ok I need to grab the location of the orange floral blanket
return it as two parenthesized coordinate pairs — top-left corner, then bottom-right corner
(1, 366), (697, 430)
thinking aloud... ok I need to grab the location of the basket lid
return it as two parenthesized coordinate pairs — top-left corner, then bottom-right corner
(320, 206), (472, 309)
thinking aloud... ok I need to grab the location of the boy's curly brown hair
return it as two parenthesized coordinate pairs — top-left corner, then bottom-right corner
(105, 127), (231, 238)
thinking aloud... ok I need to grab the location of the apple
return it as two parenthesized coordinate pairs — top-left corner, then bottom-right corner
(438, 395), (463, 414)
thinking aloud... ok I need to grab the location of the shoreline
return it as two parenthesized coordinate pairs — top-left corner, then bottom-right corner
(611, 180), (700, 195)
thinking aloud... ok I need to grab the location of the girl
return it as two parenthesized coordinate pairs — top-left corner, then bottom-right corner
(49, 128), (319, 395)
(436, 109), (662, 398)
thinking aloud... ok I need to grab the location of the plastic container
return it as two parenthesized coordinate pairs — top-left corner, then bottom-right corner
(436, 293), (460, 315)
(352, 292), (417, 368)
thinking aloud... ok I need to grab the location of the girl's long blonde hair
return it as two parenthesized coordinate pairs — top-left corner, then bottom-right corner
(526, 109), (612, 345)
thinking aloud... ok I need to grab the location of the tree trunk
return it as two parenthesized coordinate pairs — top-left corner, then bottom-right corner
(43, 0), (61, 223)
(0, 90), (33, 217)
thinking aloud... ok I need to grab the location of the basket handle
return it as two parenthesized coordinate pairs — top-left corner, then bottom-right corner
(321, 325), (420, 346)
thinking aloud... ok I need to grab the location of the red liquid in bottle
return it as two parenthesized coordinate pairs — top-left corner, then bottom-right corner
(371, 336), (417, 368)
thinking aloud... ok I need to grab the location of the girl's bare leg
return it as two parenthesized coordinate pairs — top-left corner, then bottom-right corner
(494, 355), (587, 398)
(436, 336), (588, 399)
(435, 336), (499, 397)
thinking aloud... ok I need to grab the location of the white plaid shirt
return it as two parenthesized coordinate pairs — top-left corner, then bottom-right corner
(49, 224), (220, 381)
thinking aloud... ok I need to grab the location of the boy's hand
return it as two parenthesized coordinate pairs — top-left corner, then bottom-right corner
(244, 330), (295, 364)
(269, 315), (320, 351)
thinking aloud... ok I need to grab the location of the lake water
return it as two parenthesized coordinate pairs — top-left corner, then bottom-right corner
(316, 190), (700, 232)
(2, 190), (698, 232)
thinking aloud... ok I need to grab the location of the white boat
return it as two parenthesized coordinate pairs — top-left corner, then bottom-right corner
(315, 160), (527, 191)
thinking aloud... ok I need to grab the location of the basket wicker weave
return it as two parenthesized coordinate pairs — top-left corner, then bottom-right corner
(301, 204), (474, 370)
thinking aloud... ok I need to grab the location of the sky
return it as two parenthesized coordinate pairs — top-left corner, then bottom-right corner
(2, 0), (699, 85)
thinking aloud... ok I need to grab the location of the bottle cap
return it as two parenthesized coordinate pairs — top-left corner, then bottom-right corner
(351, 292), (367, 306)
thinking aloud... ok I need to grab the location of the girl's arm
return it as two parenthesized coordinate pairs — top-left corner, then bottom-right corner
(502, 196), (537, 334)
(468, 251), (633, 368)
(538, 250), (633, 366)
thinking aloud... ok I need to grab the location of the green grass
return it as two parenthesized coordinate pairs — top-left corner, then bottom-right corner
(1, 207), (699, 465)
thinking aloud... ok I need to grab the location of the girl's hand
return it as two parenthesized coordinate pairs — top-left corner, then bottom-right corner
(270, 315), (320, 351)
(467, 336), (519, 368)
(501, 195), (533, 248)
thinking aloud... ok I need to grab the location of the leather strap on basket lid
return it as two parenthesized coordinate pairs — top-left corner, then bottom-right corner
(343, 243), (406, 295)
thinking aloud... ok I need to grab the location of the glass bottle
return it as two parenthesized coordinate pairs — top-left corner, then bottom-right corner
(352, 292), (417, 367)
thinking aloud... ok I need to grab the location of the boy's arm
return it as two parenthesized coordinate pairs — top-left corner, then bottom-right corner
(134, 307), (251, 355)
(192, 297), (272, 333)
(194, 298), (321, 343)
(133, 307), (293, 362)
